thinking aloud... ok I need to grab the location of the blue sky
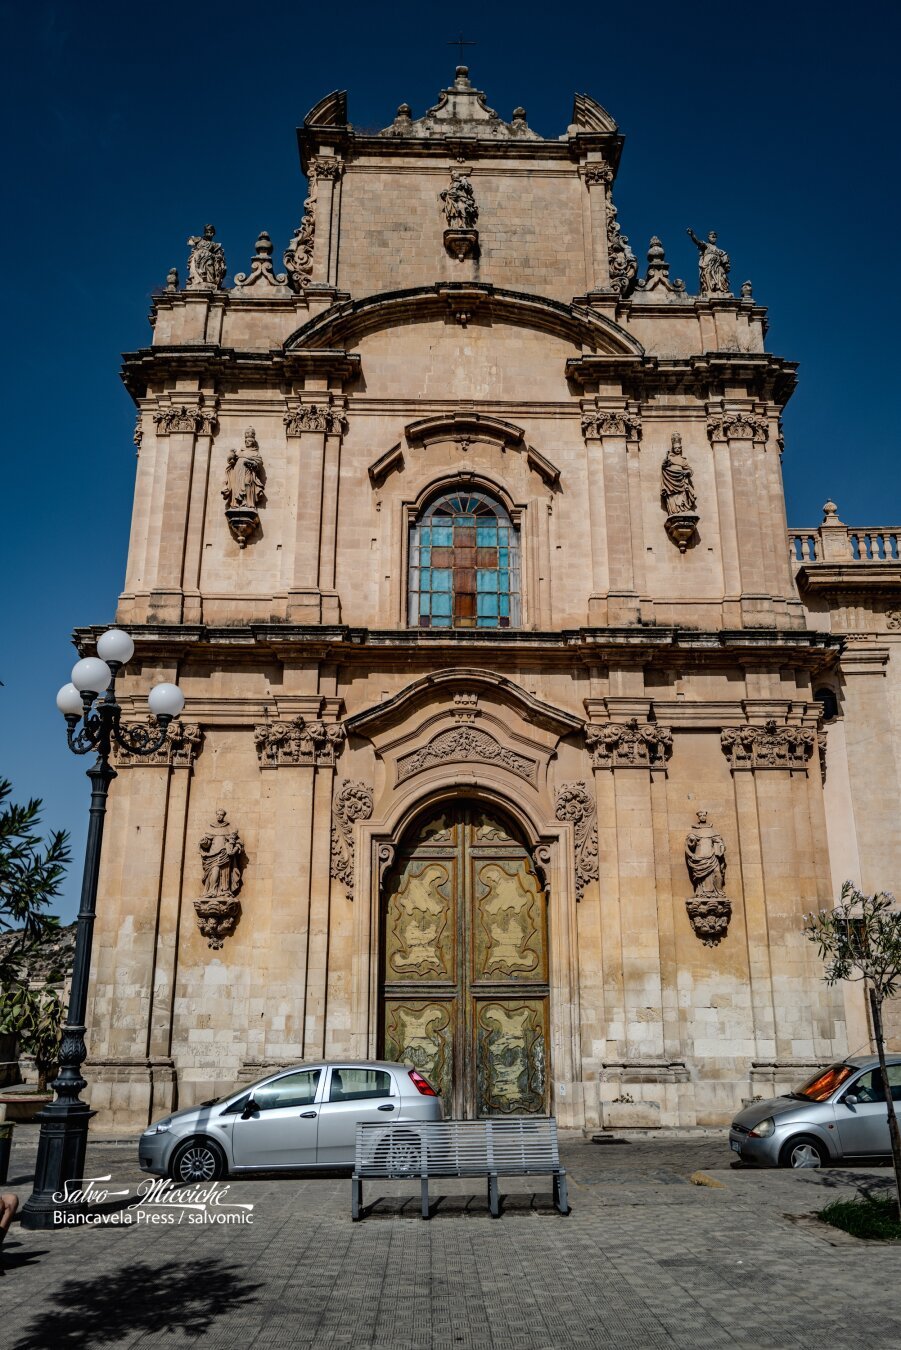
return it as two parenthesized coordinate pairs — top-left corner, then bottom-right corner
(1, 0), (898, 923)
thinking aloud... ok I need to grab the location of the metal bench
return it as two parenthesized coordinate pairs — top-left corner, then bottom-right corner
(351, 1116), (569, 1220)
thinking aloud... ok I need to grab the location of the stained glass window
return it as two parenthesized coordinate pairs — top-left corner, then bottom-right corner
(409, 491), (521, 629)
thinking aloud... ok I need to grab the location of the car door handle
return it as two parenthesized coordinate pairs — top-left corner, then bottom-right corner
(300, 1111), (317, 1118)
(378, 1104), (396, 1112)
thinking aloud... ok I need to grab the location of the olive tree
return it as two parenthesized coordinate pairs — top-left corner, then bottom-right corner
(0, 780), (70, 1086)
(804, 881), (901, 1216)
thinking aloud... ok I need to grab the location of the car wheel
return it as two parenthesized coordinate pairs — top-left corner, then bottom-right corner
(377, 1129), (422, 1175)
(779, 1136), (827, 1169)
(169, 1138), (228, 1182)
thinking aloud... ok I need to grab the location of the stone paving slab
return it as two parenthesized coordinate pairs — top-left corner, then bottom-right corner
(1, 1133), (900, 1349)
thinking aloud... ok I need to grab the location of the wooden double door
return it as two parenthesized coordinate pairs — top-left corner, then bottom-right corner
(381, 804), (550, 1118)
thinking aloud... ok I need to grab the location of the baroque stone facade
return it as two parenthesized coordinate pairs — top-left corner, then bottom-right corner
(82, 68), (901, 1133)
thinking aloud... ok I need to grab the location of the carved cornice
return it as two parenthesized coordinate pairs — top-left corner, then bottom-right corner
(113, 718), (203, 768)
(283, 403), (348, 436)
(585, 719), (673, 770)
(396, 726), (536, 785)
(707, 412), (769, 443)
(580, 408), (641, 441)
(153, 405), (218, 436)
(254, 717), (345, 768)
(330, 780), (373, 901)
(121, 347), (361, 400)
(554, 782), (599, 902)
(720, 720), (816, 771)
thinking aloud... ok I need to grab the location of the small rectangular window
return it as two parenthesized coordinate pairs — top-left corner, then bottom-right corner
(329, 1068), (393, 1102)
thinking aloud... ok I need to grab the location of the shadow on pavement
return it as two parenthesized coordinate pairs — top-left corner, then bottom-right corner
(8, 1258), (262, 1348)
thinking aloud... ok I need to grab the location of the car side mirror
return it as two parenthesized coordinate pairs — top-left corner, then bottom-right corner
(241, 1095), (258, 1119)
(843, 1094), (858, 1107)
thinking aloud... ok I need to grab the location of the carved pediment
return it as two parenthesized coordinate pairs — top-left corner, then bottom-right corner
(368, 413), (561, 489)
(397, 726), (537, 786)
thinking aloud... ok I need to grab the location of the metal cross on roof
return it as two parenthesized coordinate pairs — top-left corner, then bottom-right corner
(447, 34), (476, 64)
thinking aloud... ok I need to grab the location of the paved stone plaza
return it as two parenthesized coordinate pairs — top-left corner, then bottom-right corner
(2, 1129), (900, 1348)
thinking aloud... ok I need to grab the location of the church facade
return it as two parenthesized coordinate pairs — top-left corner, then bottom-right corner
(83, 70), (901, 1132)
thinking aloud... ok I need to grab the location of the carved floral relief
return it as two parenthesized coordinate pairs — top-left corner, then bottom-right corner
(254, 717), (345, 768)
(585, 720), (672, 769)
(330, 780), (374, 900)
(554, 782), (599, 902)
(396, 727), (535, 785)
(113, 717), (202, 769)
(721, 720), (816, 771)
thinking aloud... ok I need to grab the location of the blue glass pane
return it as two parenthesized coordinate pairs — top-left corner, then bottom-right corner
(477, 593), (499, 616)
(498, 571), (509, 591)
(431, 614), (452, 627)
(420, 528), (431, 544)
(419, 547), (430, 565)
(432, 526), (453, 547)
(498, 528), (509, 544)
(477, 570), (498, 592)
(499, 594), (510, 617)
(419, 592), (430, 616)
(498, 548), (509, 567)
(476, 525), (498, 545)
(431, 568), (452, 591)
(432, 592), (452, 615)
(457, 515), (474, 527)
(476, 616), (496, 628)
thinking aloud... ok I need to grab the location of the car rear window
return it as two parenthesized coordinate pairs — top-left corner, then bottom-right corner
(794, 1063), (854, 1101)
(329, 1069), (393, 1102)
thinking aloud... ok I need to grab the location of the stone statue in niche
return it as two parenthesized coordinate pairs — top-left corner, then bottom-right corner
(440, 170), (479, 260)
(660, 433), (700, 552)
(222, 428), (265, 548)
(684, 810), (731, 946)
(195, 808), (246, 948)
(687, 228), (731, 296)
(186, 224), (226, 291)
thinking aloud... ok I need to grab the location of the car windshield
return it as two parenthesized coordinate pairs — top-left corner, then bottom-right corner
(791, 1063), (854, 1102)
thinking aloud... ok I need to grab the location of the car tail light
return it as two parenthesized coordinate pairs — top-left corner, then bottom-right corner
(408, 1069), (438, 1096)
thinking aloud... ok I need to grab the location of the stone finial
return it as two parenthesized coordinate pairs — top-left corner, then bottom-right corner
(234, 230), (290, 294)
(822, 499), (844, 525)
(165, 267), (179, 292)
(510, 106), (529, 135)
(640, 236), (685, 295)
(740, 279), (754, 300)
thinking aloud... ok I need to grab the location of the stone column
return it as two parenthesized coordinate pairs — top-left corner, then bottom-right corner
(707, 410), (771, 627)
(583, 162), (613, 291)
(307, 157), (344, 287)
(582, 406), (642, 625)
(283, 399), (328, 622)
(181, 420), (217, 626)
(317, 405), (349, 624)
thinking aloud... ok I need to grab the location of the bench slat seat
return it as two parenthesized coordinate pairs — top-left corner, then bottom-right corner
(351, 1117), (569, 1219)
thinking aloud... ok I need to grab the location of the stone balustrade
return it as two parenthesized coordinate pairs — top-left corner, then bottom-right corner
(788, 501), (901, 567)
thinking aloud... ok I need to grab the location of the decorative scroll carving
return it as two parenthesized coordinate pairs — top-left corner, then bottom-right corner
(283, 403), (348, 436)
(310, 156), (343, 180)
(886, 608), (901, 631)
(396, 727), (535, 785)
(153, 405), (217, 436)
(687, 228), (731, 296)
(685, 810), (731, 946)
(707, 412), (769, 443)
(253, 717), (344, 768)
(606, 202), (638, 297)
(186, 224), (226, 291)
(580, 408), (641, 441)
(640, 237), (685, 294)
(330, 780), (373, 900)
(660, 433), (699, 552)
(554, 782), (598, 903)
(585, 719), (673, 769)
(233, 230), (290, 293)
(222, 427), (265, 548)
(195, 809), (245, 949)
(113, 717), (202, 768)
(720, 720), (817, 771)
(284, 181), (317, 291)
(133, 418), (143, 449)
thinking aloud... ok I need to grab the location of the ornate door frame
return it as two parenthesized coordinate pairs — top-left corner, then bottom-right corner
(351, 776), (583, 1125)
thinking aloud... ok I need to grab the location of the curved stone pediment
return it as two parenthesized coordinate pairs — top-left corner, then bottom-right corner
(283, 284), (644, 357)
(368, 412), (561, 490)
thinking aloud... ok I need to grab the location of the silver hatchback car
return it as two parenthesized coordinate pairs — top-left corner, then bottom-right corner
(729, 1055), (901, 1168)
(139, 1061), (443, 1182)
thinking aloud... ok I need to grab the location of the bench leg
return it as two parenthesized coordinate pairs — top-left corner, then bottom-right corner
(553, 1170), (570, 1216)
(421, 1175), (430, 1220)
(488, 1172), (500, 1218)
(352, 1175), (362, 1221)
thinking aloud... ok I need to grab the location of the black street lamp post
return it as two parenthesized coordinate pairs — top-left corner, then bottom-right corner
(20, 629), (184, 1230)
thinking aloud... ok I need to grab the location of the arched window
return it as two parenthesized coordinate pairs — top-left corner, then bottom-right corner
(409, 490), (521, 629)
(815, 686), (839, 722)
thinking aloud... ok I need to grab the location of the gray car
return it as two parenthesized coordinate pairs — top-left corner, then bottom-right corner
(729, 1055), (901, 1168)
(139, 1061), (444, 1182)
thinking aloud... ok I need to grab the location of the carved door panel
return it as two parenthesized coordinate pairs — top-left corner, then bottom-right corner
(381, 805), (549, 1118)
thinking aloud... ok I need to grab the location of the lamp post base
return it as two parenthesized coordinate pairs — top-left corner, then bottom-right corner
(19, 1100), (96, 1230)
